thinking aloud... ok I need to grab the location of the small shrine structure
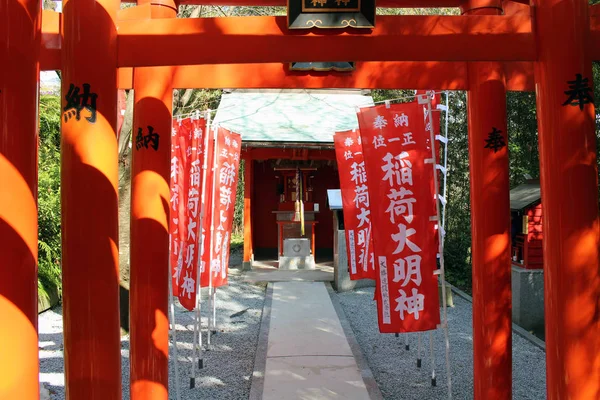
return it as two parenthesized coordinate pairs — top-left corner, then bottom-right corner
(510, 179), (543, 269)
(213, 89), (373, 268)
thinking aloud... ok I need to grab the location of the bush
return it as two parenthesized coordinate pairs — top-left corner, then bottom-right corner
(38, 95), (62, 298)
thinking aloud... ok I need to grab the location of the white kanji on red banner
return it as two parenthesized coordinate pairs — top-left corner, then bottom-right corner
(358, 101), (440, 333)
(334, 130), (376, 281)
(208, 127), (242, 288)
(169, 116), (207, 311)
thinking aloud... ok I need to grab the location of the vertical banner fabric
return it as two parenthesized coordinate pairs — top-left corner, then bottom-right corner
(208, 127), (242, 288)
(358, 102), (441, 333)
(415, 91), (442, 244)
(169, 116), (208, 310)
(178, 117), (207, 310)
(333, 130), (375, 280)
(169, 119), (188, 297)
(200, 125), (216, 288)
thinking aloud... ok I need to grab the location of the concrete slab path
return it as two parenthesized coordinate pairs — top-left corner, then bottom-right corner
(243, 262), (334, 283)
(258, 281), (379, 400)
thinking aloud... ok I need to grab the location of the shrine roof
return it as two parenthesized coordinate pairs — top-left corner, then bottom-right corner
(510, 180), (541, 212)
(213, 89), (374, 144)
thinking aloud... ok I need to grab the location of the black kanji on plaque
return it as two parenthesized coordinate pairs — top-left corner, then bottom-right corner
(63, 83), (98, 123)
(136, 126), (160, 151)
(484, 127), (506, 153)
(563, 73), (594, 110)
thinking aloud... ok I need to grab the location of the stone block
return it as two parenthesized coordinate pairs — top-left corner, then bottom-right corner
(242, 254), (255, 271)
(438, 283), (454, 308)
(279, 255), (316, 270)
(283, 238), (311, 257)
(512, 265), (544, 334)
(333, 229), (375, 292)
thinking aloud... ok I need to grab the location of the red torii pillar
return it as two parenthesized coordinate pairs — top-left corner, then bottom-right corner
(462, 1), (512, 399)
(0, 0), (41, 398)
(532, 0), (600, 398)
(61, 0), (122, 397)
(243, 155), (254, 269)
(129, 1), (178, 398)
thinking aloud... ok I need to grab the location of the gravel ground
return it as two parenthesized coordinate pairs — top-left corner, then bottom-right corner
(336, 287), (547, 400)
(39, 268), (266, 399)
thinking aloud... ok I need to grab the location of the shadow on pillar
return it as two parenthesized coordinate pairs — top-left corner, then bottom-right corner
(120, 283), (130, 332)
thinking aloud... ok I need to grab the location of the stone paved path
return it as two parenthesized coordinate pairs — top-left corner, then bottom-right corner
(260, 282), (377, 400)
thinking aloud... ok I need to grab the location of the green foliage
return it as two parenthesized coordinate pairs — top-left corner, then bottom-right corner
(443, 91), (473, 291)
(38, 95), (62, 297)
(442, 62), (600, 293)
(230, 232), (244, 251)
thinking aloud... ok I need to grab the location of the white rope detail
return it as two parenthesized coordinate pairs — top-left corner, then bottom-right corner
(424, 94), (453, 398)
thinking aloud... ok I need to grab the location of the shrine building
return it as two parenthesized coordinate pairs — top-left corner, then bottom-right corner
(213, 89), (374, 268)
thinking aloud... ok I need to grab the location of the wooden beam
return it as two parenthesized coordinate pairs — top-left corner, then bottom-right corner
(40, 10), (597, 90)
(41, 10), (61, 71)
(116, 15), (536, 67)
(117, 61), (532, 91)
(116, 62), (469, 90)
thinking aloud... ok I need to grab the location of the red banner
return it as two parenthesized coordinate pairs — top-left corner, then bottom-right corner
(358, 101), (440, 333)
(415, 91), (442, 247)
(169, 119), (188, 297)
(199, 125), (215, 288)
(333, 129), (375, 280)
(169, 116), (208, 310)
(207, 127), (242, 288)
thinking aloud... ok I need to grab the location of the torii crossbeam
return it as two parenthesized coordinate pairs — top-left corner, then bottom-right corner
(1, 1), (599, 400)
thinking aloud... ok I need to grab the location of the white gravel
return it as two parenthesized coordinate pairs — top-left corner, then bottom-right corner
(38, 268), (266, 399)
(39, 272), (547, 400)
(335, 287), (547, 400)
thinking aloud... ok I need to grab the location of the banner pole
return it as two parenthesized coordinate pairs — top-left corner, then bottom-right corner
(423, 94), (452, 398)
(168, 258), (182, 400)
(441, 91), (450, 230)
(212, 288), (218, 334)
(190, 112), (210, 387)
(207, 125), (219, 346)
(429, 331), (437, 386)
(196, 109), (212, 369)
(417, 333), (422, 368)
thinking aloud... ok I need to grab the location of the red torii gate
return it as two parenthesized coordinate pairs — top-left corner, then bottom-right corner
(1, 0), (599, 399)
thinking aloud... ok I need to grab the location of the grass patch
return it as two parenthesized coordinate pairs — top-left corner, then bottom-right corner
(231, 232), (244, 251)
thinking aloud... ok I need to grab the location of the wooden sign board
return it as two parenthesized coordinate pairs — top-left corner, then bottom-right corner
(287, 0), (375, 29)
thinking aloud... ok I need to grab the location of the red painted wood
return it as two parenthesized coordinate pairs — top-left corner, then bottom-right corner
(116, 15), (536, 67)
(523, 203), (543, 269)
(129, 1), (176, 398)
(533, 0), (600, 396)
(0, 0), (41, 397)
(465, 3), (512, 398)
(60, 0), (122, 396)
(252, 162), (280, 252)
